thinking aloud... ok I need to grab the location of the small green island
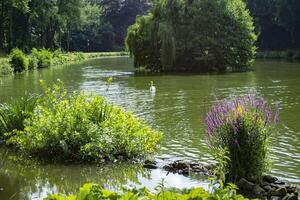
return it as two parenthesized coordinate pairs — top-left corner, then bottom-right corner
(1, 0), (300, 200)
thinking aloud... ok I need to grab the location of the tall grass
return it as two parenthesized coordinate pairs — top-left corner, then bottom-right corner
(0, 95), (38, 139)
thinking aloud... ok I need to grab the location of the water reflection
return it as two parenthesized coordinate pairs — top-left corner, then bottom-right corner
(0, 147), (207, 200)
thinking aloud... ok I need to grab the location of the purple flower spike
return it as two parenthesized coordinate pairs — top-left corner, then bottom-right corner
(274, 102), (280, 126)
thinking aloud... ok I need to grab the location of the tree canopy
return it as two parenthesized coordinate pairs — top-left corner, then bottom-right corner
(0, 0), (149, 53)
(0, 0), (299, 54)
(246, 0), (300, 50)
(126, 0), (257, 72)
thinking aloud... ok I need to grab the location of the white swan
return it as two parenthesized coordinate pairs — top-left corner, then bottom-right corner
(150, 81), (156, 93)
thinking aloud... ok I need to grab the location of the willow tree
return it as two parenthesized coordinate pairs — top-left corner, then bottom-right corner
(126, 0), (257, 72)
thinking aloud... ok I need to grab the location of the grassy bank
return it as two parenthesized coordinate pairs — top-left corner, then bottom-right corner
(0, 50), (129, 77)
(256, 50), (300, 61)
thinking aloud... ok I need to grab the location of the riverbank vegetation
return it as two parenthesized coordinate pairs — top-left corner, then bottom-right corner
(45, 182), (248, 200)
(0, 49), (128, 76)
(0, 80), (161, 161)
(126, 0), (257, 72)
(256, 51), (300, 61)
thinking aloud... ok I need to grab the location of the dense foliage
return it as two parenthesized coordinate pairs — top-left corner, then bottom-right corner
(45, 183), (248, 200)
(126, 0), (257, 72)
(206, 94), (279, 183)
(0, 58), (12, 76)
(0, 0), (149, 53)
(5, 81), (161, 161)
(246, 0), (300, 51)
(0, 0), (299, 53)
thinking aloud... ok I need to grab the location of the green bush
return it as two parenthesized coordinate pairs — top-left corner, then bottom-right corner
(8, 80), (162, 161)
(206, 95), (279, 183)
(0, 58), (13, 76)
(0, 96), (38, 139)
(28, 55), (39, 70)
(45, 183), (248, 200)
(30, 48), (53, 68)
(9, 48), (29, 73)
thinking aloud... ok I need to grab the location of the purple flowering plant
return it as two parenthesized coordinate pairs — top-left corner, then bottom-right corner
(206, 94), (280, 183)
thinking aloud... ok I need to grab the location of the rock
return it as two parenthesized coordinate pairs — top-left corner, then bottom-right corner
(237, 178), (255, 191)
(253, 185), (266, 196)
(144, 160), (157, 165)
(287, 194), (298, 200)
(263, 185), (273, 192)
(264, 175), (278, 183)
(268, 187), (287, 197)
(274, 180), (286, 185)
(163, 161), (211, 176)
(143, 164), (157, 169)
(143, 160), (158, 169)
(178, 169), (189, 175)
(270, 196), (282, 200)
(286, 186), (297, 194)
(261, 181), (270, 187)
(270, 183), (280, 189)
(282, 194), (299, 200)
(283, 195), (290, 200)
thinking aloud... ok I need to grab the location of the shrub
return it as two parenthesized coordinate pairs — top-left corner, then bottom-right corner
(45, 183), (248, 200)
(205, 94), (279, 183)
(28, 56), (39, 70)
(9, 48), (29, 73)
(8, 80), (162, 161)
(30, 48), (53, 68)
(0, 96), (38, 139)
(0, 59), (13, 76)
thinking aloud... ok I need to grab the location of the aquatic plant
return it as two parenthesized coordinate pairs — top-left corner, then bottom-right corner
(0, 96), (38, 139)
(206, 94), (280, 183)
(8, 80), (162, 161)
(45, 182), (248, 200)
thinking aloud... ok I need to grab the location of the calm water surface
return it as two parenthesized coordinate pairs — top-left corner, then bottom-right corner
(0, 57), (300, 199)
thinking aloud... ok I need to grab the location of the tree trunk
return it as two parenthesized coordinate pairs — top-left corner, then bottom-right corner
(8, 5), (13, 50)
(0, 0), (5, 50)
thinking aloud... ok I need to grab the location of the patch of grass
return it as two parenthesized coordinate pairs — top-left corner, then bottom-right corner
(0, 95), (38, 139)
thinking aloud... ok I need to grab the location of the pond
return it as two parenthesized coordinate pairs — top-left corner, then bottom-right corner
(0, 57), (300, 199)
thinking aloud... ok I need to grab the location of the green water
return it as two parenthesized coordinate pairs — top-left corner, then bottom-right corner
(0, 57), (300, 199)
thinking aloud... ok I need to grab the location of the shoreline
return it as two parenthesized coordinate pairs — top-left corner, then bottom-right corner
(0, 51), (129, 77)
